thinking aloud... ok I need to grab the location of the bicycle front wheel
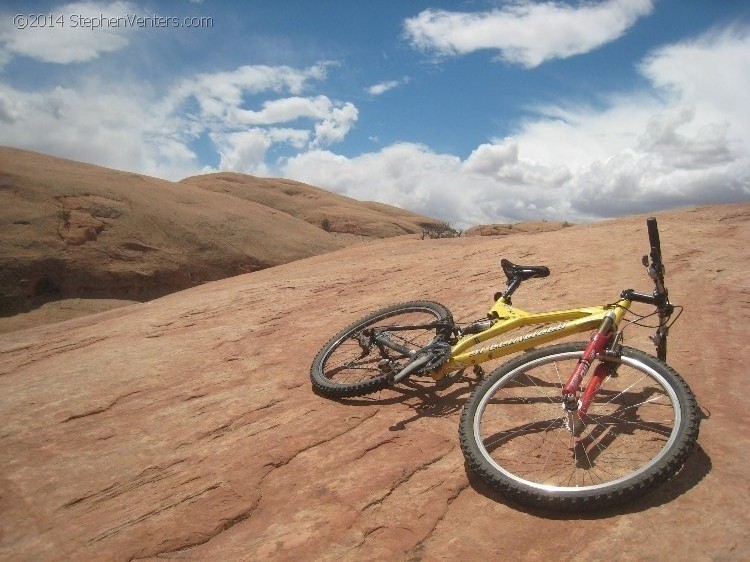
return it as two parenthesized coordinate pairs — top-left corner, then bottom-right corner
(459, 342), (700, 510)
(310, 301), (452, 398)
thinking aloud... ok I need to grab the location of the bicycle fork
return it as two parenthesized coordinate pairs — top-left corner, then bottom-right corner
(561, 311), (618, 436)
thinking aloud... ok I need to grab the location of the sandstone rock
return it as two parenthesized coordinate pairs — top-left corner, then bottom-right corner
(180, 173), (445, 238)
(0, 298), (138, 334)
(0, 148), (444, 317)
(0, 203), (748, 560)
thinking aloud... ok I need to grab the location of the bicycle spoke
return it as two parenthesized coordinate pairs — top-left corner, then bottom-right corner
(475, 352), (680, 490)
(317, 306), (447, 387)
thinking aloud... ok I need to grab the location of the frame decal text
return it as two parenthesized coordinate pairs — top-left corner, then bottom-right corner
(468, 322), (570, 356)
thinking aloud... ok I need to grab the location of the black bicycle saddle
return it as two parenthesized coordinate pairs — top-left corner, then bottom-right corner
(501, 259), (551, 282)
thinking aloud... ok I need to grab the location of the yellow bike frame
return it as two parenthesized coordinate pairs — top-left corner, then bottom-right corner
(430, 297), (632, 380)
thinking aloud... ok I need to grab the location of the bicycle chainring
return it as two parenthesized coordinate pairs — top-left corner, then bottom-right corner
(415, 340), (453, 373)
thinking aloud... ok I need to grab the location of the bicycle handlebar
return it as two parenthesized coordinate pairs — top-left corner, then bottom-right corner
(647, 217), (662, 267)
(646, 217), (661, 261)
(645, 217), (671, 360)
(646, 217), (667, 298)
(620, 218), (673, 361)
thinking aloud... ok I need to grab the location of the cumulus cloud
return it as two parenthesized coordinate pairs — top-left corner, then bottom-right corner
(0, 61), (358, 179)
(640, 25), (750, 136)
(404, 0), (654, 67)
(1, 14), (747, 226)
(282, 142), (573, 227)
(170, 63), (331, 112)
(283, 143), (476, 222)
(566, 106), (748, 217)
(312, 103), (359, 147)
(561, 26), (750, 216)
(638, 106), (733, 169)
(164, 62), (357, 159)
(212, 129), (272, 175)
(0, 1), (137, 64)
(284, 25), (750, 225)
(463, 139), (571, 186)
(0, 81), (196, 178)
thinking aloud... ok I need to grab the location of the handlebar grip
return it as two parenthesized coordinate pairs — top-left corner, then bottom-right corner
(646, 217), (662, 264)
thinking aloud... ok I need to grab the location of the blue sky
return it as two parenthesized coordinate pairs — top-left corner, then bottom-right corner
(1, 1), (749, 226)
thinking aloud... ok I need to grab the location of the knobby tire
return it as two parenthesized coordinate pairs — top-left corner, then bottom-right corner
(459, 342), (700, 510)
(310, 301), (452, 398)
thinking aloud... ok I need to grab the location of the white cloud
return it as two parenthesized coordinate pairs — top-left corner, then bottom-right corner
(230, 96), (333, 126)
(284, 25), (750, 225)
(637, 106), (733, 169)
(404, 0), (654, 68)
(367, 81), (400, 96)
(283, 144), (476, 223)
(1, 19), (747, 227)
(463, 138), (571, 186)
(560, 26), (750, 216)
(0, 80), (164, 169)
(312, 102), (359, 147)
(367, 78), (409, 96)
(282, 142), (571, 227)
(640, 25), (750, 138)
(0, 1), (138, 64)
(207, 127), (316, 175)
(222, 94), (358, 148)
(170, 62), (331, 110)
(165, 61), (357, 156)
(0, 60), (358, 179)
(0, 89), (21, 122)
(212, 129), (272, 175)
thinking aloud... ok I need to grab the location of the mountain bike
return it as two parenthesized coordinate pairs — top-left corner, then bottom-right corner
(310, 218), (700, 510)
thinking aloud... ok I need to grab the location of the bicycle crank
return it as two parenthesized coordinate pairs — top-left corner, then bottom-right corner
(392, 354), (433, 383)
(392, 341), (452, 383)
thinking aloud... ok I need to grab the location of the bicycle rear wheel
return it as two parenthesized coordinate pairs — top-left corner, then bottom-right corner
(310, 301), (452, 398)
(459, 342), (700, 510)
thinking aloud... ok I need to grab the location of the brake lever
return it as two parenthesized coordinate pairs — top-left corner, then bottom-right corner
(643, 254), (666, 281)
(649, 328), (665, 349)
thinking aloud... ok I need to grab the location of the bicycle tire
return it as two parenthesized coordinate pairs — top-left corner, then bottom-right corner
(459, 342), (700, 510)
(310, 301), (452, 398)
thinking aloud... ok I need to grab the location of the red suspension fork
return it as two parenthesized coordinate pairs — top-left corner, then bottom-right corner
(562, 312), (616, 412)
(579, 363), (609, 415)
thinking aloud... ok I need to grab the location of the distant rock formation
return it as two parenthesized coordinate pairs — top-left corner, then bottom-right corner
(0, 147), (446, 316)
(465, 220), (573, 237)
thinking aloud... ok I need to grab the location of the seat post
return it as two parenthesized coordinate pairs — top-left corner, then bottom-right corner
(502, 276), (522, 301)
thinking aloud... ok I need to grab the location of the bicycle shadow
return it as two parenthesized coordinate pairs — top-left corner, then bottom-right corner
(466, 443), (712, 519)
(318, 377), (712, 516)
(326, 371), (479, 431)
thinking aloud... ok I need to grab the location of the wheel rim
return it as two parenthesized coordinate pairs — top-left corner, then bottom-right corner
(321, 307), (444, 386)
(473, 351), (682, 495)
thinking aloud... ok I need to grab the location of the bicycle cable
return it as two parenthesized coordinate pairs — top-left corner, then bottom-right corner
(609, 302), (684, 339)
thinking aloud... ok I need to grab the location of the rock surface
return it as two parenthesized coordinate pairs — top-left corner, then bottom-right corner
(1, 203), (748, 560)
(0, 299), (138, 334)
(0, 147), (443, 316)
